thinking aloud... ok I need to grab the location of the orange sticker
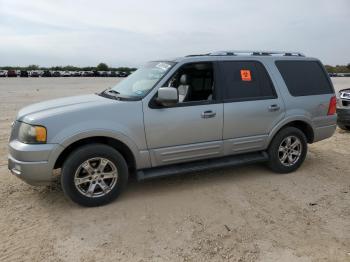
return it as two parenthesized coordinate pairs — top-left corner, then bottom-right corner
(240, 70), (252, 81)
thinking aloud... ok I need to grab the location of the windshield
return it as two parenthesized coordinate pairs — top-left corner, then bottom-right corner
(109, 61), (175, 98)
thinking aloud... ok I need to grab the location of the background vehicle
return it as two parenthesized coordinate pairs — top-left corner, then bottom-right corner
(71, 71), (81, 77)
(0, 70), (7, 77)
(8, 51), (337, 206)
(109, 71), (117, 77)
(52, 71), (61, 77)
(29, 71), (40, 77)
(19, 70), (29, 77)
(7, 70), (17, 77)
(117, 71), (128, 77)
(60, 71), (71, 77)
(81, 71), (94, 77)
(42, 70), (52, 77)
(337, 88), (350, 131)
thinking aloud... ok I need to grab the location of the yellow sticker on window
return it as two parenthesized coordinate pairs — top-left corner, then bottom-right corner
(240, 70), (252, 81)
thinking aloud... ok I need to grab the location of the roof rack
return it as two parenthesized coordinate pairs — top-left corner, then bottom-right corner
(208, 50), (305, 57)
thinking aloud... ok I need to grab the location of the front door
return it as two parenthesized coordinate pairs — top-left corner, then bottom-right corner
(143, 62), (224, 167)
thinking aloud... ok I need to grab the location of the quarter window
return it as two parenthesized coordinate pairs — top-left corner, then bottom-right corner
(275, 60), (333, 96)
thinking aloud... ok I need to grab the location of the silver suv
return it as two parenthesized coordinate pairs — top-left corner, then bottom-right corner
(8, 51), (337, 206)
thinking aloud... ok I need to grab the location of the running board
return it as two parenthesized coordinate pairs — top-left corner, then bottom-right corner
(137, 151), (269, 181)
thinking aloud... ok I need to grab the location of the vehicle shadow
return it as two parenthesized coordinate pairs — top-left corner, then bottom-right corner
(37, 163), (274, 208)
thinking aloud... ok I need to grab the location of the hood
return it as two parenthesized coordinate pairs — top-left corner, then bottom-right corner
(17, 94), (109, 122)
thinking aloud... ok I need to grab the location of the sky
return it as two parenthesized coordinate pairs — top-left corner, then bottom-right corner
(0, 0), (349, 67)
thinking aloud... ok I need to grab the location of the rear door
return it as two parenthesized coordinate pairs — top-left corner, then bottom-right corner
(217, 61), (285, 154)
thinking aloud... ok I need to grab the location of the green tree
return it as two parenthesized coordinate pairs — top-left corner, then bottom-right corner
(27, 65), (39, 70)
(96, 63), (109, 71)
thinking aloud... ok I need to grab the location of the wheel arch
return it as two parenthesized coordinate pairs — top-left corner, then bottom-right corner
(54, 130), (147, 169)
(54, 136), (137, 172)
(267, 118), (315, 147)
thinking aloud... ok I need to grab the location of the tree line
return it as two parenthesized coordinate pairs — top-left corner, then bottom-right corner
(1, 62), (349, 73)
(0, 63), (137, 72)
(324, 64), (350, 73)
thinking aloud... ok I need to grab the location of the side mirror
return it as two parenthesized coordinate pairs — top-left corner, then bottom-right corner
(156, 87), (178, 107)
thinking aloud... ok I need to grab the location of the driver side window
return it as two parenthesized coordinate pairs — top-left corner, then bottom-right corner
(165, 62), (215, 103)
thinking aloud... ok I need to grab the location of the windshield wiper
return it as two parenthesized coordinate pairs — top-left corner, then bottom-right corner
(99, 88), (134, 101)
(98, 88), (121, 100)
(106, 89), (120, 95)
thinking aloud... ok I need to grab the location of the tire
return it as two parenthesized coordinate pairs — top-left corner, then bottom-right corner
(337, 123), (350, 131)
(61, 144), (129, 207)
(267, 127), (308, 173)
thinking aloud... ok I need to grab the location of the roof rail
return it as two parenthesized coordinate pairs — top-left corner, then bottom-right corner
(208, 50), (305, 57)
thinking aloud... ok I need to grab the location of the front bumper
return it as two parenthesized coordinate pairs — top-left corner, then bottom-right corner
(8, 140), (63, 185)
(337, 108), (350, 125)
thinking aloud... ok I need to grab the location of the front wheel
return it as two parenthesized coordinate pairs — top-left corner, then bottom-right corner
(61, 144), (128, 207)
(267, 127), (308, 173)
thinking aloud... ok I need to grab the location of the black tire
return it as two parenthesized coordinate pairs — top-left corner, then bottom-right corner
(61, 144), (128, 207)
(267, 127), (308, 173)
(337, 123), (350, 131)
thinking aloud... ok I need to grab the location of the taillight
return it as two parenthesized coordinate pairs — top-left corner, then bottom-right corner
(327, 96), (337, 115)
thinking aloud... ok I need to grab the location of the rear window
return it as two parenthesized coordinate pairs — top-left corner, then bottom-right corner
(275, 60), (333, 96)
(218, 61), (276, 101)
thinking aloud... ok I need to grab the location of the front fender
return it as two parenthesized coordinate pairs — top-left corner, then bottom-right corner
(50, 129), (151, 170)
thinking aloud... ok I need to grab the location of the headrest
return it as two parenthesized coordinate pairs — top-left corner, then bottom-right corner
(180, 74), (189, 85)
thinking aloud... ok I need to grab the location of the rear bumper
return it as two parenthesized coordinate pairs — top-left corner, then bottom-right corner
(337, 108), (350, 125)
(314, 124), (337, 142)
(8, 140), (63, 185)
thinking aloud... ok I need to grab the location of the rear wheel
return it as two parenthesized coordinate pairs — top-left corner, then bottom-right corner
(268, 127), (307, 173)
(61, 144), (128, 207)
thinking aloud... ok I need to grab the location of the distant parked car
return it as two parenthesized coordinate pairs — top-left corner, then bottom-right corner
(109, 71), (117, 77)
(20, 70), (29, 77)
(82, 71), (94, 77)
(7, 70), (17, 77)
(71, 71), (81, 77)
(29, 71), (40, 77)
(117, 71), (128, 77)
(0, 70), (7, 77)
(42, 70), (52, 77)
(51, 71), (61, 77)
(98, 71), (108, 77)
(61, 71), (71, 77)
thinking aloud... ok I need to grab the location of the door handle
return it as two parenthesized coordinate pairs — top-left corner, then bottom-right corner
(268, 104), (280, 112)
(201, 110), (216, 118)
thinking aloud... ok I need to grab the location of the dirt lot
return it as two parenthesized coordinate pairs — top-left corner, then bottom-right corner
(0, 77), (349, 262)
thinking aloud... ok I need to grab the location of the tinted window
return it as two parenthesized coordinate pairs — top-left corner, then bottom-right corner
(218, 61), (276, 101)
(275, 60), (333, 96)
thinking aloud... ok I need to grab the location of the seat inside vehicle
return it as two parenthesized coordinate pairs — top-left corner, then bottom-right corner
(167, 63), (214, 102)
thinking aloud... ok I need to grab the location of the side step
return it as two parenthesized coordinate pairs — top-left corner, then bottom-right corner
(137, 151), (269, 181)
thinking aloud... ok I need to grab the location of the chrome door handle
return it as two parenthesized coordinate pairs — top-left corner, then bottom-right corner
(201, 110), (216, 118)
(268, 104), (280, 112)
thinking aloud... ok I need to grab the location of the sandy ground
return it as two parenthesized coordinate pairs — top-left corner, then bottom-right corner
(0, 77), (349, 262)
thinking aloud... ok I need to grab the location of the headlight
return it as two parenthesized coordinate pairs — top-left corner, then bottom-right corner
(18, 122), (47, 144)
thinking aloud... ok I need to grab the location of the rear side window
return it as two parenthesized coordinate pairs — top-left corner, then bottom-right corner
(218, 61), (276, 101)
(275, 60), (333, 96)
